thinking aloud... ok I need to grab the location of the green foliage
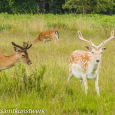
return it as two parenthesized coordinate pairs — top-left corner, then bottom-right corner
(0, 23), (13, 31)
(0, 63), (46, 96)
(49, 0), (65, 14)
(0, 0), (115, 14)
(11, 0), (37, 14)
(63, 0), (115, 14)
(0, 0), (37, 14)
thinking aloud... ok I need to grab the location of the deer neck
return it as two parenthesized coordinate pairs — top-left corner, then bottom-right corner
(89, 56), (100, 74)
(0, 53), (20, 71)
(7, 53), (20, 66)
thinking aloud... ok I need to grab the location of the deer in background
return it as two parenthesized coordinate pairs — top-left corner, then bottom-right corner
(0, 42), (32, 72)
(31, 29), (59, 46)
(67, 31), (115, 96)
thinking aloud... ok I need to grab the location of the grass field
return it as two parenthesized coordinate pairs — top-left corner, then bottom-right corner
(0, 13), (115, 114)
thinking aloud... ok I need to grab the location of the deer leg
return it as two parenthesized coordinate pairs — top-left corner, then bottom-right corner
(51, 37), (59, 46)
(82, 74), (88, 95)
(44, 40), (47, 45)
(94, 75), (100, 96)
(42, 39), (46, 46)
(67, 68), (73, 83)
(80, 80), (84, 91)
(55, 34), (59, 45)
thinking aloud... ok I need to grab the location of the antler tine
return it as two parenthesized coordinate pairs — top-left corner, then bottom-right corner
(24, 44), (28, 49)
(103, 31), (115, 45)
(23, 41), (28, 49)
(77, 31), (92, 45)
(26, 44), (32, 49)
(12, 42), (24, 50)
(23, 41), (32, 50)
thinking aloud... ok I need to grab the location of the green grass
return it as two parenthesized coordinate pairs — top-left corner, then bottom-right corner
(0, 13), (115, 114)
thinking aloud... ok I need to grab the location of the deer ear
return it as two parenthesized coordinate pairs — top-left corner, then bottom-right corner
(102, 47), (107, 51)
(13, 47), (18, 53)
(84, 46), (91, 51)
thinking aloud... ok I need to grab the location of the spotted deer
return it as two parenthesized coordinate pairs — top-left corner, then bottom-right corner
(0, 42), (32, 72)
(31, 29), (59, 46)
(67, 31), (115, 96)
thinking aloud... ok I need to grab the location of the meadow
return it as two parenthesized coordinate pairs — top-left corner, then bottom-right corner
(0, 13), (115, 114)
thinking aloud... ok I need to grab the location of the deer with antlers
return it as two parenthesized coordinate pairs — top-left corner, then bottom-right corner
(67, 31), (115, 96)
(0, 42), (32, 72)
(31, 30), (59, 46)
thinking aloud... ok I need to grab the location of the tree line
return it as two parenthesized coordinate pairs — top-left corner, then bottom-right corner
(0, 0), (115, 15)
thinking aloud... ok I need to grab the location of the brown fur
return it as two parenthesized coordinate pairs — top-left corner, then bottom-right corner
(0, 42), (32, 72)
(0, 53), (18, 71)
(32, 30), (59, 46)
(69, 50), (92, 72)
(0, 50), (31, 72)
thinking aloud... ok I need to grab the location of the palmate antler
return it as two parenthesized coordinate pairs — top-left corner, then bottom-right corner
(77, 31), (115, 47)
(12, 42), (32, 50)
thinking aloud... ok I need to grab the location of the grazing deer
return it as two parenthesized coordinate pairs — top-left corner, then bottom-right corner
(0, 42), (32, 72)
(67, 31), (115, 96)
(32, 30), (59, 46)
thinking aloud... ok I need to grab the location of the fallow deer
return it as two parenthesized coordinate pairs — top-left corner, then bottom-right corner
(0, 42), (32, 72)
(32, 29), (59, 46)
(67, 31), (115, 96)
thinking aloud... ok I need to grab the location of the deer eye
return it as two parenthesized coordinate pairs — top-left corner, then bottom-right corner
(92, 52), (94, 54)
(22, 55), (25, 58)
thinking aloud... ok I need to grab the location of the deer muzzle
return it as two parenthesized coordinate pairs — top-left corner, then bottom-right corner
(96, 59), (100, 63)
(27, 60), (32, 65)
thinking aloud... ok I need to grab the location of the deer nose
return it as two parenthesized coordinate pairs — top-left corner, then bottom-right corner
(96, 59), (100, 63)
(28, 61), (32, 65)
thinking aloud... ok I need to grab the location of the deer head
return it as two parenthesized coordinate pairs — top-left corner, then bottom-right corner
(12, 42), (32, 65)
(77, 31), (115, 63)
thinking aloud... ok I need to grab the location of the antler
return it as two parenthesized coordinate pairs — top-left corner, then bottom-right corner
(99, 31), (115, 47)
(77, 31), (95, 47)
(23, 42), (28, 48)
(12, 42), (32, 50)
(23, 41), (32, 49)
(12, 42), (24, 50)
(104, 31), (115, 45)
(26, 44), (32, 49)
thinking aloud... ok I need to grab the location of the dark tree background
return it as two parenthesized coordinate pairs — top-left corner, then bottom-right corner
(0, 0), (65, 14)
(0, 0), (115, 15)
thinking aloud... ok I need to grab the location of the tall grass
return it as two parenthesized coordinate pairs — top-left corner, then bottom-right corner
(0, 13), (115, 114)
